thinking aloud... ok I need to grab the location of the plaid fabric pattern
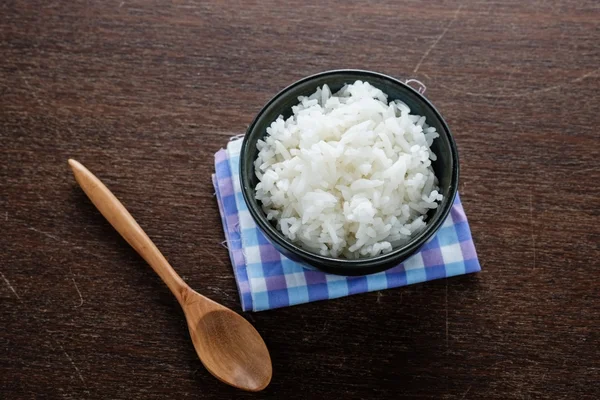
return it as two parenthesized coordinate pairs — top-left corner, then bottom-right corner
(213, 138), (480, 312)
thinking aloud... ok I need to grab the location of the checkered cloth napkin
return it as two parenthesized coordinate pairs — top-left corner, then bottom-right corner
(212, 138), (481, 312)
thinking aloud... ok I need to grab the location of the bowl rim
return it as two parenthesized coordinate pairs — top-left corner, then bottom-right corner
(240, 69), (459, 269)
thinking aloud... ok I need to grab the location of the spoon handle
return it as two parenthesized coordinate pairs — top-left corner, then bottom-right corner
(68, 159), (188, 302)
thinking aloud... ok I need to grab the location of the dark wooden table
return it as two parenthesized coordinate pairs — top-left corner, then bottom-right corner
(2, 1), (599, 399)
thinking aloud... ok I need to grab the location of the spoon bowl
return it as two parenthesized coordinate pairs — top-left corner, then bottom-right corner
(181, 288), (272, 391)
(68, 159), (272, 392)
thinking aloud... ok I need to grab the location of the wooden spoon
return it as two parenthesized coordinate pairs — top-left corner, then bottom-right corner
(68, 159), (272, 392)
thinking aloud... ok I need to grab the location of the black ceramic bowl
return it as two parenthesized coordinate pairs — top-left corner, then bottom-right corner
(240, 70), (459, 275)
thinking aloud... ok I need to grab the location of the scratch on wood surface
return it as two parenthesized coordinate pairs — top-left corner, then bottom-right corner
(214, 131), (245, 137)
(0, 272), (85, 385)
(28, 226), (61, 242)
(207, 286), (232, 300)
(318, 321), (330, 338)
(71, 277), (84, 308)
(1, 271), (22, 301)
(429, 68), (600, 98)
(56, 342), (85, 384)
(27, 225), (105, 262)
(413, 3), (463, 74)
(201, 246), (226, 266)
(1, 271), (85, 384)
(529, 193), (536, 270)
(461, 385), (473, 399)
(491, 66), (518, 107)
(19, 71), (45, 106)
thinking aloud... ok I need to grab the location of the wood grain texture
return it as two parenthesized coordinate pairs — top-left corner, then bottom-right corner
(1, 0), (598, 399)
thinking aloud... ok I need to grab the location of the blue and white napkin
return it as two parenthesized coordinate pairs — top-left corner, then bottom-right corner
(213, 138), (480, 312)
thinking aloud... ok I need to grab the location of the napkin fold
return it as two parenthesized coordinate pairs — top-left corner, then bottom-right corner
(213, 138), (480, 312)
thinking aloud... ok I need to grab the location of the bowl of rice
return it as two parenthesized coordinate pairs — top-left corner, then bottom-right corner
(240, 70), (459, 275)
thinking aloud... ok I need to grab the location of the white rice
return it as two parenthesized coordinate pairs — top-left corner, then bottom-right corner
(254, 80), (443, 259)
